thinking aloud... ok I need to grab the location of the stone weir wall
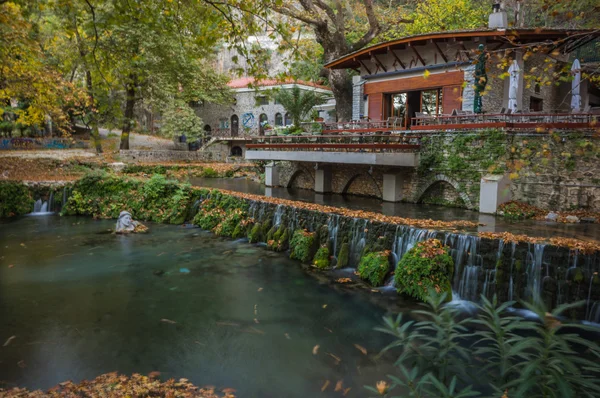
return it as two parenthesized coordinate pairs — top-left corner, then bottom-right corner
(2, 177), (599, 321)
(193, 189), (600, 321)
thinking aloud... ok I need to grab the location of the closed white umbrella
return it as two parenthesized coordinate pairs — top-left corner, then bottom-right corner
(571, 59), (581, 112)
(508, 60), (520, 112)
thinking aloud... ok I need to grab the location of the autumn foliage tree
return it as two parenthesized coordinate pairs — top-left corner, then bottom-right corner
(0, 2), (89, 135)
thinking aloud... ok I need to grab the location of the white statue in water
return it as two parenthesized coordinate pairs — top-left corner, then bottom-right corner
(115, 211), (147, 234)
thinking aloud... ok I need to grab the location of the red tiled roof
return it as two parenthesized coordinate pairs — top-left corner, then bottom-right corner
(227, 77), (331, 91)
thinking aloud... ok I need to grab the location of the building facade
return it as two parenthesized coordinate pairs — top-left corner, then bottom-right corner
(194, 77), (335, 139)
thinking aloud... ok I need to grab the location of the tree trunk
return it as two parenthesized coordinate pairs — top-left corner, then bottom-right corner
(316, 30), (354, 122)
(120, 77), (136, 150)
(328, 69), (354, 122)
(85, 70), (103, 153)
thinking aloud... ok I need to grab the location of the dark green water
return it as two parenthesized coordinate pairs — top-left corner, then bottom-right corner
(0, 216), (404, 397)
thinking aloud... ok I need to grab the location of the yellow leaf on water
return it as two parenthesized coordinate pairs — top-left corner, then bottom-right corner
(313, 345), (320, 355)
(354, 344), (367, 355)
(335, 380), (344, 392)
(321, 380), (330, 391)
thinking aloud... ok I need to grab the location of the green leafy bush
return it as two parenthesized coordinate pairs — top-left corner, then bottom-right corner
(0, 181), (34, 217)
(201, 167), (219, 178)
(371, 292), (600, 398)
(62, 172), (193, 224)
(357, 251), (390, 286)
(289, 229), (316, 263)
(312, 246), (330, 269)
(498, 200), (541, 220)
(394, 239), (454, 301)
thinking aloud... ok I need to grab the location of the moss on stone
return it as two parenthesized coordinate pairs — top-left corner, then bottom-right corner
(232, 223), (246, 239)
(357, 251), (390, 286)
(289, 229), (316, 263)
(336, 242), (350, 269)
(395, 239), (454, 302)
(573, 268), (584, 283)
(313, 246), (330, 269)
(266, 225), (277, 242)
(248, 222), (262, 243)
(317, 224), (329, 246)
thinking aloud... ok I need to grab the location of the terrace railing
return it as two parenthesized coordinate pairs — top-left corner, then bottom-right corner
(411, 111), (600, 130)
(246, 133), (420, 152)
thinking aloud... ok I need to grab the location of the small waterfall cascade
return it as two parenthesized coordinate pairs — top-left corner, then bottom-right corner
(288, 207), (298, 232)
(525, 243), (546, 304)
(62, 186), (68, 207)
(348, 218), (368, 267)
(32, 197), (52, 214)
(588, 301), (600, 324)
(327, 215), (341, 258)
(391, 226), (437, 266)
(448, 234), (483, 301)
(273, 204), (284, 227)
(483, 240), (504, 300)
(508, 242), (516, 301)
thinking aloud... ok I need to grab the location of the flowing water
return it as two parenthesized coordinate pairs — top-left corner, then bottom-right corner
(0, 216), (408, 397)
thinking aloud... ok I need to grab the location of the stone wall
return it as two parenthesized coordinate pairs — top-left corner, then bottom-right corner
(119, 149), (228, 163)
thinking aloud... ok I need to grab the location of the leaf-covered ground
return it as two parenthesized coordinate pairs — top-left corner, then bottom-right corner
(0, 373), (235, 398)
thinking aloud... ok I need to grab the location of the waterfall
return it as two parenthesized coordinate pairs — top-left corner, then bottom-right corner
(327, 215), (340, 258)
(588, 302), (600, 324)
(289, 207), (297, 232)
(449, 234), (482, 299)
(273, 204), (283, 226)
(458, 266), (480, 301)
(348, 219), (368, 267)
(525, 244), (545, 304)
(31, 199), (51, 215)
(48, 192), (54, 212)
(482, 269), (496, 300)
(392, 226), (436, 266)
(508, 242), (516, 301)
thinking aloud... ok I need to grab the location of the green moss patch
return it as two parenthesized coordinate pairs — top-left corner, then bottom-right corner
(336, 242), (349, 268)
(395, 239), (454, 301)
(289, 229), (316, 263)
(357, 251), (390, 286)
(313, 246), (331, 269)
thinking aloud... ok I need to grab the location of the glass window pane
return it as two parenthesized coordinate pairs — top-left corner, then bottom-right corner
(421, 90), (438, 115)
(391, 93), (407, 119)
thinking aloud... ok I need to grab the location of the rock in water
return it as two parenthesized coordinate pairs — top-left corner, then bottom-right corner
(545, 212), (559, 222)
(115, 211), (148, 234)
(565, 215), (580, 223)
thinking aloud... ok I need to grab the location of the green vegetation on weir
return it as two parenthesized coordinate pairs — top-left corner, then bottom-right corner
(395, 239), (454, 301)
(0, 181), (34, 217)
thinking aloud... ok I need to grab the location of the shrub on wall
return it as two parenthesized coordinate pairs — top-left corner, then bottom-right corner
(395, 239), (454, 301)
(289, 229), (316, 263)
(0, 181), (34, 217)
(62, 172), (195, 224)
(313, 246), (330, 269)
(358, 251), (390, 286)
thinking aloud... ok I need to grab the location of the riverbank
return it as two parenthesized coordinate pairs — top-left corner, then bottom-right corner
(0, 372), (234, 397)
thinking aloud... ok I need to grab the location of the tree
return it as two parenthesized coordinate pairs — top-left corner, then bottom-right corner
(0, 2), (89, 136)
(159, 100), (204, 142)
(203, 0), (413, 122)
(274, 85), (328, 128)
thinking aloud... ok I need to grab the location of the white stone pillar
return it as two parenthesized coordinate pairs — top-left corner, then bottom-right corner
(382, 173), (404, 202)
(314, 166), (332, 194)
(479, 174), (512, 214)
(265, 162), (280, 187)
